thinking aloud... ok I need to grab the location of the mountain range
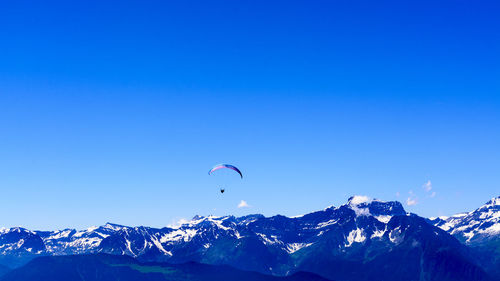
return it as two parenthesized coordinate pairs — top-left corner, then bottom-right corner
(0, 195), (498, 281)
(428, 196), (500, 279)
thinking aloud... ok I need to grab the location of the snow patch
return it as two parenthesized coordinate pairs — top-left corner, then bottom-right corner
(257, 233), (281, 245)
(161, 229), (198, 243)
(234, 231), (244, 239)
(371, 228), (386, 238)
(47, 230), (73, 240)
(286, 243), (313, 254)
(316, 219), (339, 229)
(481, 223), (500, 235)
(351, 205), (370, 216)
(345, 228), (366, 247)
(389, 227), (403, 244)
(375, 215), (392, 224)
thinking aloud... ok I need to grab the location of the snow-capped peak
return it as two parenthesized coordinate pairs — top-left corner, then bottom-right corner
(345, 196), (374, 216)
(431, 196), (500, 243)
(481, 196), (500, 208)
(103, 223), (125, 231)
(344, 196), (404, 220)
(348, 195), (374, 206)
(178, 215), (228, 228)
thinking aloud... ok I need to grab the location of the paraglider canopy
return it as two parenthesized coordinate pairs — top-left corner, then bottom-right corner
(208, 164), (243, 178)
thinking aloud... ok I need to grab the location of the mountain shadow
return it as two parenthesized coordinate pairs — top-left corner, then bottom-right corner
(0, 254), (332, 281)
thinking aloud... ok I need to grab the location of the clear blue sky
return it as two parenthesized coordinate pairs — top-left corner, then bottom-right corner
(0, 0), (499, 230)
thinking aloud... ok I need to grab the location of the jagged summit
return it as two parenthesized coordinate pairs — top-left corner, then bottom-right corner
(191, 215), (204, 221)
(482, 196), (500, 208)
(430, 196), (500, 243)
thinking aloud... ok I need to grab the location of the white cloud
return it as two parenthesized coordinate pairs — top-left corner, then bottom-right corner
(395, 192), (400, 197)
(406, 197), (418, 206)
(430, 191), (436, 198)
(423, 180), (432, 192)
(238, 200), (250, 208)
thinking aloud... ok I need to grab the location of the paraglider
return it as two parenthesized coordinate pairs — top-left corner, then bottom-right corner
(208, 164), (243, 178)
(209, 164), (242, 194)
